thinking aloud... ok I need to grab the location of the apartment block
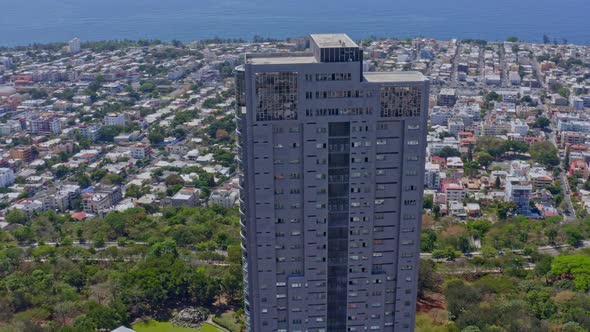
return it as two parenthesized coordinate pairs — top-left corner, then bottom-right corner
(236, 34), (429, 332)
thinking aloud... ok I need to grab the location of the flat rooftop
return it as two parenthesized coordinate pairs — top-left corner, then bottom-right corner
(363, 71), (428, 83)
(310, 33), (358, 48)
(247, 55), (317, 65)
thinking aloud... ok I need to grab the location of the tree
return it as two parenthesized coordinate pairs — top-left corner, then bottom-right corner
(495, 175), (501, 189)
(148, 240), (179, 258)
(434, 146), (461, 159)
(98, 125), (122, 142)
(558, 87), (571, 99)
(125, 184), (143, 199)
(76, 172), (92, 188)
(74, 302), (128, 330)
(444, 280), (481, 320)
(421, 231), (437, 252)
(148, 127), (165, 145)
(564, 225), (583, 246)
(551, 255), (590, 292)
(418, 259), (441, 298)
(433, 204), (441, 220)
(467, 219), (491, 239)
(463, 161), (480, 177)
(6, 209), (27, 225)
(530, 141), (559, 167)
(506, 36), (519, 42)
(532, 117), (550, 129)
(165, 174), (184, 187)
(432, 247), (460, 261)
(495, 201), (516, 220)
(480, 245), (497, 259)
(54, 165), (70, 179)
(475, 151), (494, 168)
(221, 264), (243, 303)
(423, 194), (434, 209)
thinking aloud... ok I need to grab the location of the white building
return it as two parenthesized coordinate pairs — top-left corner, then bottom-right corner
(510, 119), (529, 136)
(129, 144), (152, 160)
(448, 119), (465, 136)
(69, 38), (81, 54)
(0, 168), (15, 188)
(79, 124), (101, 142)
(209, 188), (239, 208)
(104, 113), (126, 126)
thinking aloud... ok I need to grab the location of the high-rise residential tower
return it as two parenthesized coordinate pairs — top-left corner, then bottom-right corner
(236, 34), (429, 332)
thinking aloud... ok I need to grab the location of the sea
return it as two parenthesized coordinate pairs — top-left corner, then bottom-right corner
(1, 0), (589, 47)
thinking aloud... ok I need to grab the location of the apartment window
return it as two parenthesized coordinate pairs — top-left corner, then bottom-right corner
(380, 86), (422, 117)
(408, 124), (420, 130)
(376, 154), (386, 161)
(376, 139), (387, 145)
(407, 140), (419, 145)
(256, 72), (298, 121)
(401, 227), (415, 233)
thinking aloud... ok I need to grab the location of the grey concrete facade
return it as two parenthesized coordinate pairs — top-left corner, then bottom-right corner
(236, 34), (429, 332)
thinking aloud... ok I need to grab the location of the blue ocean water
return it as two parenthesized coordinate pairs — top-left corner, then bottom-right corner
(1, 0), (589, 46)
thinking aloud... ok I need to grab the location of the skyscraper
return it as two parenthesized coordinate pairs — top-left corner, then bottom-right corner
(236, 34), (429, 332)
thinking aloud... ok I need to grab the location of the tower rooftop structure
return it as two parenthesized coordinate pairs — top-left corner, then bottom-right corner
(310, 33), (358, 48)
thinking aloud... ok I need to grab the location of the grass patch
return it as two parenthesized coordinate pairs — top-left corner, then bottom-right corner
(198, 323), (224, 332)
(132, 320), (222, 332)
(212, 312), (242, 332)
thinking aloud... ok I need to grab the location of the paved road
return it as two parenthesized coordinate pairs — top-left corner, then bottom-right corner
(547, 119), (577, 222)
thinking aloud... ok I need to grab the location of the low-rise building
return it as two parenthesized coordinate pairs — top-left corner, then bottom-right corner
(82, 186), (122, 215)
(104, 113), (126, 126)
(208, 188), (238, 208)
(30, 115), (61, 134)
(129, 143), (152, 160)
(443, 183), (466, 202)
(170, 187), (201, 207)
(80, 124), (101, 142)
